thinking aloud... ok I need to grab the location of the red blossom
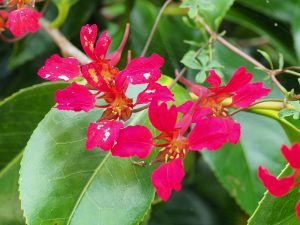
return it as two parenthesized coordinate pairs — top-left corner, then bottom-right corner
(118, 54), (164, 84)
(86, 120), (124, 151)
(6, 8), (41, 37)
(38, 54), (81, 81)
(111, 125), (153, 158)
(281, 143), (300, 169)
(188, 117), (240, 151)
(151, 159), (185, 201)
(55, 82), (96, 112)
(136, 82), (174, 105)
(258, 166), (294, 197)
(80, 24), (129, 66)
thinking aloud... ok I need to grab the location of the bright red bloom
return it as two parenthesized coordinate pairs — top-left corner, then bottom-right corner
(136, 82), (174, 105)
(86, 120), (124, 151)
(258, 166), (294, 197)
(6, 8), (41, 37)
(151, 159), (184, 201)
(281, 143), (300, 169)
(37, 54), (81, 81)
(55, 82), (96, 112)
(118, 54), (164, 84)
(0, 10), (8, 32)
(80, 24), (129, 67)
(111, 125), (153, 158)
(86, 120), (152, 158)
(188, 117), (240, 151)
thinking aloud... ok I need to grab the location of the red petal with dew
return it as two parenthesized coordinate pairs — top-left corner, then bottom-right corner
(136, 82), (174, 105)
(86, 120), (123, 151)
(55, 82), (96, 112)
(118, 54), (164, 84)
(38, 54), (81, 81)
(80, 24), (98, 60)
(6, 8), (41, 37)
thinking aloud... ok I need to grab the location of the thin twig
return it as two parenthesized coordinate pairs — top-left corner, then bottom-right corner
(141, 0), (172, 57)
(196, 16), (269, 73)
(0, 33), (24, 43)
(39, 18), (91, 64)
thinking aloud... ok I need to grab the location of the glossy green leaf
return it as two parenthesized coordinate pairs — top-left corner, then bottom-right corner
(248, 166), (298, 225)
(0, 82), (67, 225)
(181, 0), (235, 30)
(292, 16), (300, 61)
(202, 112), (290, 214)
(0, 82), (66, 170)
(19, 77), (190, 225)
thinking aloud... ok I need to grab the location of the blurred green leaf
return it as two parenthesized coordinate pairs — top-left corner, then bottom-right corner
(181, 0), (235, 30)
(51, 0), (79, 28)
(0, 82), (67, 225)
(257, 49), (273, 69)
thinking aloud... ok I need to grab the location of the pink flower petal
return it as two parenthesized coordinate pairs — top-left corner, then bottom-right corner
(177, 100), (194, 115)
(111, 125), (153, 158)
(55, 82), (96, 112)
(86, 120), (123, 151)
(296, 200), (300, 221)
(37, 54), (81, 81)
(118, 54), (164, 84)
(188, 117), (240, 151)
(80, 24), (98, 60)
(81, 63), (110, 91)
(136, 83), (174, 105)
(6, 8), (41, 37)
(149, 102), (178, 133)
(178, 76), (209, 97)
(233, 82), (270, 108)
(207, 70), (221, 88)
(222, 66), (252, 93)
(94, 31), (111, 60)
(151, 158), (185, 201)
(258, 166), (294, 197)
(281, 143), (300, 169)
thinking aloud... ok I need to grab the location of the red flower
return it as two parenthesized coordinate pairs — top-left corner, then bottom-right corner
(281, 143), (300, 169)
(151, 159), (184, 201)
(258, 143), (300, 221)
(6, 8), (41, 37)
(258, 166), (294, 197)
(177, 67), (270, 149)
(55, 82), (96, 112)
(148, 101), (237, 201)
(38, 54), (81, 81)
(86, 120), (152, 158)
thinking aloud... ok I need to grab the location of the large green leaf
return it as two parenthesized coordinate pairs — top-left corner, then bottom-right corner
(248, 166), (298, 225)
(19, 77), (190, 225)
(0, 82), (66, 170)
(181, 0), (235, 30)
(202, 112), (290, 214)
(0, 82), (67, 225)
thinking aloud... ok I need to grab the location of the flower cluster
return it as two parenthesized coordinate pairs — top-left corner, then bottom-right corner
(38, 23), (271, 201)
(258, 143), (300, 220)
(0, 0), (42, 37)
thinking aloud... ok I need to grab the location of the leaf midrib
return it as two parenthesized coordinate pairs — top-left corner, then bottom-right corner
(66, 153), (111, 225)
